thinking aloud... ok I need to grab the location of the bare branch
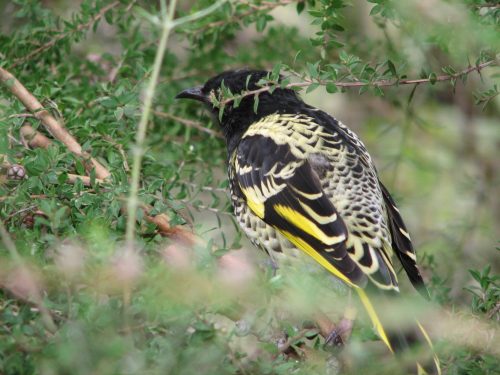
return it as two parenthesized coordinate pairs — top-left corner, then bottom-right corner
(66, 173), (104, 186)
(20, 124), (52, 149)
(153, 110), (224, 139)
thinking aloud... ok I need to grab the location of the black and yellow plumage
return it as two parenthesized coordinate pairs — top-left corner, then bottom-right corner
(177, 69), (439, 374)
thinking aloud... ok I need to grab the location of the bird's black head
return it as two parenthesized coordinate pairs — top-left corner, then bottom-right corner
(176, 69), (303, 149)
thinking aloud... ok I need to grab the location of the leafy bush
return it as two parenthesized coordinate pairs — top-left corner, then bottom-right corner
(0, 0), (498, 374)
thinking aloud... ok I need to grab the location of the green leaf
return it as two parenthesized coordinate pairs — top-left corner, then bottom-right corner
(387, 60), (397, 77)
(339, 50), (348, 63)
(256, 15), (267, 32)
(271, 63), (282, 80)
(296, 2), (305, 14)
(253, 95), (259, 113)
(326, 82), (338, 93)
(429, 72), (437, 85)
(75, 157), (85, 175)
(370, 4), (382, 15)
(373, 86), (384, 96)
(306, 61), (320, 79)
(308, 10), (323, 17)
(218, 103), (225, 121)
(306, 83), (320, 93)
(114, 107), (124, 121)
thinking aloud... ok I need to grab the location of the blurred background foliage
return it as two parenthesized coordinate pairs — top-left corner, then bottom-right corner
(0, 0), (498, 374)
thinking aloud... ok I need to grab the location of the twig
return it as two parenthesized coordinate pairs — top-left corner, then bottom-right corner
(487, 302), (500, 320)
(10, 1), (121, 69)
(181, 199), (232, 216)
(103, 135), (130, 171)
(0, 66), (110, 180)
(278, 328), (319, 354)
(66, 173), (104, 186)
(0, 194), (47, 203)
(125, 0), (178, 247)
(184, 181), (227, 193)
(220, 59), (498, 105)
(196, 0), (293, 32)
(474, 4), (500, 10)
(171, 0), (230, 28)
(153, 110), (224, 139)
(20, 124), (52, 149)
(2, 205), (37, 224)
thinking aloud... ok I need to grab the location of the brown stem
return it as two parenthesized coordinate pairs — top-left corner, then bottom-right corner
(66, 173), (104, 186)
(314, 312), (336, 339)
(153, 110), (224, 139)
(20, 125), (52, 149)
(220, 59), (498, 105)
(138, 202), (197, 244)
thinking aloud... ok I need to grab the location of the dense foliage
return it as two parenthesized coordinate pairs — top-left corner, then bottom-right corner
(0, 0), (498, 374)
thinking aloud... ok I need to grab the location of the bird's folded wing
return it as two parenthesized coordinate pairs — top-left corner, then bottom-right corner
(233, 134), (365, 287)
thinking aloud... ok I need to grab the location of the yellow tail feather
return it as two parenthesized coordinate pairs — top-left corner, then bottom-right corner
(355, 287), (394, 353)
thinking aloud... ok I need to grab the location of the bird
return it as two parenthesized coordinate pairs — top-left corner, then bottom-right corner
(176, 69), (440, 374)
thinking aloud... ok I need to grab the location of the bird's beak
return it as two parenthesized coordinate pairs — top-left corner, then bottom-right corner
(175, 86), (208, 102)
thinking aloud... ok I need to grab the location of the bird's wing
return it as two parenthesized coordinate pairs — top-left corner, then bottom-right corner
(233, 133), (368, 286)
(232, 132), (397, 350)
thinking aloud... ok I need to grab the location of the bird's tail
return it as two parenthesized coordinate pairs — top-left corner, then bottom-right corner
(355, 288), (441, 374)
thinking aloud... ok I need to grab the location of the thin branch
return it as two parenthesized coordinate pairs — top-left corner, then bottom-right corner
(183, 181), (227, 193)
(103, 135), (130, 171)
(10, 1), (121, 69)
(126, 0), (178, 247)
(20, 124), (52, 149)
(153, 110), (224, 139)
(2, 205), (38, 224)
(474, 4), (500, 10)
(66, 173), (104, 186)
(278, 328), (320, 354)
(220, 59), (498, 105)
(196, 0), (293, 32)
(171, 0), (229, 28)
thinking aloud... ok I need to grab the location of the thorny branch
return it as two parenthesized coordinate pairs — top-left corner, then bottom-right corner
(219, 59), (498, 105)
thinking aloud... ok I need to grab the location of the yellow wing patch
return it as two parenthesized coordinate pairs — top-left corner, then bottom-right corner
(274, 204), (345, 246)
(279, 229), (354, 287)
(241, 187), (265, 218)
